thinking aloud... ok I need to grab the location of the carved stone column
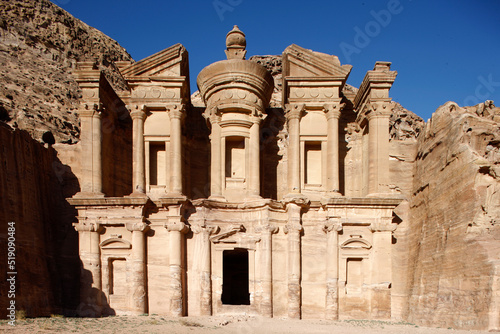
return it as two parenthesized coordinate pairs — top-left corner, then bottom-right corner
(285, 104), (304, 196)
(369, 217), (396, 319)
(165, 212), (188, 317)
(256, 223), (278, 317)
(284, 203), (302, 319)
(366, 107), (391, 195)
(192, 223), (218, 316)
(74, 222), (103, 314)
(79, 105), (103, 195)
(324, 103), (343, 195)
(168, 105), (184, 195)
(248, 118), (261, 197)
(209, 114), (223, 199)
(126, 222), (150, 315)
(131, 108), (146, 195)
(323, 217), (342, 320)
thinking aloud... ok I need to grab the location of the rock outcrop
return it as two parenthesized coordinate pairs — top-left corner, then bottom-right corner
(406, 101), (500, 330)
(0, 123), (81, 316)
(0, 0), (132, 143)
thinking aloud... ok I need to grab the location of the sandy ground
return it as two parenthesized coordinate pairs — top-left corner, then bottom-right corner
(0, 315), (492, 334)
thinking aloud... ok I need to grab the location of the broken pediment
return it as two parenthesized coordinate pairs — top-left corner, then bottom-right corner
(119, 43), (189, 78)
(283, 44), (352, 79)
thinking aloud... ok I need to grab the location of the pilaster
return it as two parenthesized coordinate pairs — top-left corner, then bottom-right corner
(126, 222), (150, 315)
(255, 222), (278, 317)
(284, 203), (303, 319)
(167, 104), (185, 196)
(285, 103), (305, 197)
(165, 207), (188, 317)
(323, 217), (343, 320)
(131, 108), (147, 195)
(191, 221), (219, 316)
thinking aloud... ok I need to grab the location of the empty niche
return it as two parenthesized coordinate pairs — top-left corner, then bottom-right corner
(150, 142), (166, 186)
(346, 258), (363, 294)
(225, 136), (245, 179)
(109, 258), (127, 296)
(305, 141), (322, 185)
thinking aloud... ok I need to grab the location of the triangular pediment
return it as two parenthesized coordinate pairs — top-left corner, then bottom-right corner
(283, 44), (352, 79)
(120, 43), (188, 78)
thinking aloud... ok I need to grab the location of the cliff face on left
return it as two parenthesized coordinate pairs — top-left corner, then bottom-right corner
(0, 0), (132, 143)
(0, 0), (132, 317)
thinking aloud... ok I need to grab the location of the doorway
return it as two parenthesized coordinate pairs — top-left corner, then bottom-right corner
(221, 248), (250, 305)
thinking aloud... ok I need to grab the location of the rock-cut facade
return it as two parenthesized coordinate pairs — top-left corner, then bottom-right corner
(68, 26), (408, 320)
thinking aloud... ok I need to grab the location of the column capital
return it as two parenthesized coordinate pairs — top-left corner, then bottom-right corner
(365, 101), (396, 120)
(255, 224), (278, 234)
(79, 103), (103, 118)
(130, 108), (146, 121)
(73, 221), (103, 233)
(284, 221), (303, 234)
(126, 222), (150, 233)
(285, 103), (305, 120)
(250, 115), (263, 125)
(191, 224), (219, 235)
(323, 218), (343, 233)
(323, 102), (344, 120)
(167, 104), (186, 120)
(165, 221), (189, 233)
(369, 217), (396, 232)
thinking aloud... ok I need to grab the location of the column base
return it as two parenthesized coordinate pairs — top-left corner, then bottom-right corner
(244, 193), (262, 201)
(159, 193), (187, 205)
(283, 193), (309, 205)
(73, 191), (105, 198)
(128, 191), (148, 198)
(366, 192), (404, 199)
(208, 195), (227, 202)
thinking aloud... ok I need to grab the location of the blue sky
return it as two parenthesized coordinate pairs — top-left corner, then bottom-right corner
(54, 0), (500, 121)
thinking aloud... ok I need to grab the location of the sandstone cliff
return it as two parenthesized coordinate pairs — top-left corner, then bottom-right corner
(0, 0), (126, 317)
(406, 101), (500, 330)
(0, 0), (132, 143)
(0, 123), (81, 316)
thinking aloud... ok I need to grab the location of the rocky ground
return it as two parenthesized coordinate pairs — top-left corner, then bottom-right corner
(0, 315), (492, 334)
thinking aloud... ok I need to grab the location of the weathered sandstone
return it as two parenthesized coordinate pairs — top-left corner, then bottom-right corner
(0, 1), (498, 330)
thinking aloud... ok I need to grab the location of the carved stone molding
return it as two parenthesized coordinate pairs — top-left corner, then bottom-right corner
(323, 218), (343, 233)
(73, 222), (103, 233)
(323, 102), (344, 120)
(191, 224), (219, 236)
(255, 224), (278, 235)
(126, 222), (150, 233)
(165, 221), (189, 233)
(167, 104), (186, 120)
(284, 103), (305, 120)
(369, 217), (396, 232)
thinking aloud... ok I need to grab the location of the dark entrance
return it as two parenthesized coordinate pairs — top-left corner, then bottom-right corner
(221, 248), (250, 305)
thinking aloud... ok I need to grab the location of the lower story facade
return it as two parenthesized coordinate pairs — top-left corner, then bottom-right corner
(69, 196), (400, 320)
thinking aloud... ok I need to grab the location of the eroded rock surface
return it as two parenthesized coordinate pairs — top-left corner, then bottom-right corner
(407, 101), (500, 330)
(0, 0), (132, 143)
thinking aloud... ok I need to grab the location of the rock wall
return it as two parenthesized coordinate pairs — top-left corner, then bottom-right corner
(0, 123), (81, 317)
(406, 101), (500, 330)
(0, 0), (132, 143)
